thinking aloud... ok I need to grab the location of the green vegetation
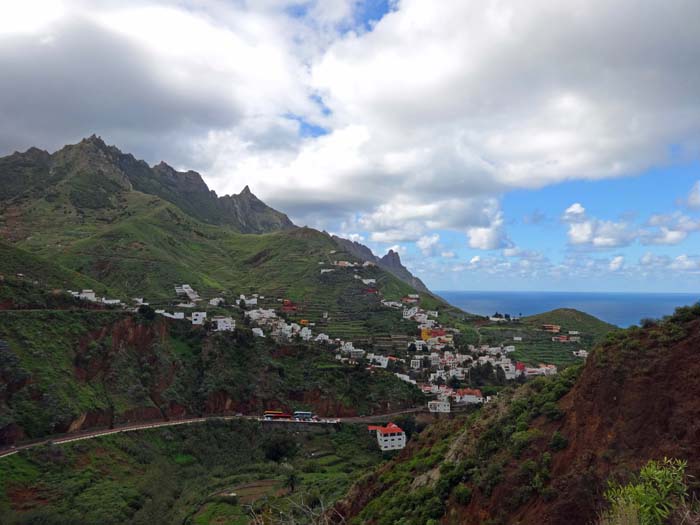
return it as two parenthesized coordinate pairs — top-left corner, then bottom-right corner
(599, 458), (693, 525)
(0, 310), (421, 441)
(523, 308), (618, 341)
(0, 241), (111, 298)
(353, 366), (583, 524)
(0, 420), (383, 524)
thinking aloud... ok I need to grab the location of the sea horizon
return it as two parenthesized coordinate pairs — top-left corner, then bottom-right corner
(436, 290), (700, 328)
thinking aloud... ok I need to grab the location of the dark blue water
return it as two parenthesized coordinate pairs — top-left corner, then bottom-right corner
(437, 291), (700, 327)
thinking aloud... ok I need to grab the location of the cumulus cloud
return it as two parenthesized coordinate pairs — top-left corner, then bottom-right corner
(561, 203), (637, 248)
(416, 233), (440, 256)
(2, 0), (699, 251)
(609, 255), (624, 271)
(642, 212), (700, 245)
(670, 255), (700, 271)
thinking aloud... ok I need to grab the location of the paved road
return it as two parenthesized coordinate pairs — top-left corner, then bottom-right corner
(0, 408), (423, 460)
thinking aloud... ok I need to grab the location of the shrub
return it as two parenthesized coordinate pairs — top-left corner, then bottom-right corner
(511, 429), (542, 458)
(549, 431), (568, 451)
(542, 401), (564, 421)
(454, 485), (472, 505)
(600, 458), (688, 525)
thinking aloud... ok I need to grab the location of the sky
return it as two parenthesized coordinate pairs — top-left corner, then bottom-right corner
(1, 0), (700, 293)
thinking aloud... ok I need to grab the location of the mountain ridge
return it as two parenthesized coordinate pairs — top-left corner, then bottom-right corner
(0, 135), (295, 234)
(332, 235), (431, 294)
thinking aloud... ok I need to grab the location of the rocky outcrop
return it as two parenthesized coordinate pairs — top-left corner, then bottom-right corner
(332, 236), (430, 293)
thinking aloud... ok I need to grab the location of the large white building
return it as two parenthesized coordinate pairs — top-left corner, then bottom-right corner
(191, 312), (207, 325)
(212, 316), (235, 332)
(368, 422), (406, 451)
(428, 400), (451, 413)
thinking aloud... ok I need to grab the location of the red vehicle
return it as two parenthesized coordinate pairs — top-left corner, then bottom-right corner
(263, 410), (292, 420)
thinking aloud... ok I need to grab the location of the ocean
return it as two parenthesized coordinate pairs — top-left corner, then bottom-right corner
(436, 290), (700, 328)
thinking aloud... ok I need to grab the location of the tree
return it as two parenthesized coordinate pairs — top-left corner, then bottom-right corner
(239, 299), (246, 310)
(495, 365), (507, 385)
(285, 470), (300, 493)
(137, 304), (156, 320)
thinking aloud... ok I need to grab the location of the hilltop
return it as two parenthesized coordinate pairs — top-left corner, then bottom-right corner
(0, 135), (294, 234)
(333, 303), (700, 524)
(523, 308), (617, 342)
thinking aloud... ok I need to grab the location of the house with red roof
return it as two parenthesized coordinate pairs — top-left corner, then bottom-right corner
(453, 388), (484, 404)
(367, 422), (407, 451)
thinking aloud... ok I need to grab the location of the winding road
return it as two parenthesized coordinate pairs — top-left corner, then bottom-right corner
(0, 408), (423, 460)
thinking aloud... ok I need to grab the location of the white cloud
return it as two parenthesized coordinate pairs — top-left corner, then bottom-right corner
(670, 255), (699, 271)
(563, 203), (586, 221)
(334, 232), (365, 243)
(642, 212), (700, 245)
(609, 255), (624, 271)
(562, 203), (636, 248)
(416, 233), (440, 256)
(467, 209), (508, 250)
(441, 250), (456, 258)
(686, 181), (700, 209)
(2, 0), (700, 269)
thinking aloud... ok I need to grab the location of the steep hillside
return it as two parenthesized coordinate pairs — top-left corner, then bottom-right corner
(0, 309), (422, 445)
(0, 138), (448, 343)
(334, 303), (700, 525)
(0, 135), (294, 234)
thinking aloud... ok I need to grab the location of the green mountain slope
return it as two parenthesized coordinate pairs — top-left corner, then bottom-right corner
(0, 138), (450, 344)
(0, 309), (422, 444)
(0, 135), (294, 235)
(334, 304), (700, 525)
(523, 307), (618, 340)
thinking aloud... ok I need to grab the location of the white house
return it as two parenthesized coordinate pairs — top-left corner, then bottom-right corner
(410, 358), (422, 369)
(191, 312), (207, 325)
(320, 269), (335, 274)
(349, 348), (366, 360)
(428, 400), (451, 413)
(299, 327), (313, 341)
(315, 333), (330, 343)
(209, 297), (225, 306)
(79, 289), (97, 302)
(369, 355), (389, 368)
(156, 310), (185, 320)
(513, 336), (523, 341)
(403, 307), (419, 319)
(245, 309), (277, 322)
(368, 422), (406, 451)
(381, 300), (403, 309)
(394, 373), (416, 385)
(212, 316), (235, 332)
(101, 297), (121, 305)
(361, 278), (376, 285)
(453, 388), (484, 404)
(252, 327), (265, 337)
(573, 349), (589, 358)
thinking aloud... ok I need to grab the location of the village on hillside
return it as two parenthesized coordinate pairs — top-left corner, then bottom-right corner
(44, 248), (596, 453)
